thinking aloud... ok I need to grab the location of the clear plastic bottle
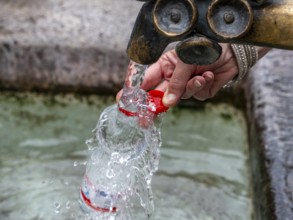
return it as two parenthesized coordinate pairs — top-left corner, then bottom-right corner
(79, 89), (168, 220)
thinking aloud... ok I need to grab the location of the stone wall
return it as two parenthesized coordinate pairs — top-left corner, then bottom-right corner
(247, 49), (293, 220)
(0, 0), (142, 94)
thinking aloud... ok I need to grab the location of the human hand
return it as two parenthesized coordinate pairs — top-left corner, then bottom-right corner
(140, 43), (238, 107)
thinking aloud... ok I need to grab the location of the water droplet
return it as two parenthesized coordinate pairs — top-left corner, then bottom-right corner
(49, 178), (55, 185)
(119, 157), (127, 164)
(66, 201), (71, 209)
(86, 139), (95, 151)
(111, 152), (119, 159)
(106, 169), (114, 178)
(88, 145), (94, 151)
(54, 202), (61, 214)
(73, 161), (78, 167)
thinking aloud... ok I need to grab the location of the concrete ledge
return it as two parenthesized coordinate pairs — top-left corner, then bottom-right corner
(0, 45), (128, 94)
(0, 0), (142, 94)
(247, 49), (293, 220)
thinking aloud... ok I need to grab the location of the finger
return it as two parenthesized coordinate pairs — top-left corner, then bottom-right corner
(116, 89), (123, 102)
(209, 71), (237, 95)
(140, 62), (163, 91)
(202, 71), (214, 93)
(201, 68), (237, 99)
(193, 71), (215, 101)
(154, 80), (169, 92)
(181, 76), (206, 99)
(163, 61), (194, 106)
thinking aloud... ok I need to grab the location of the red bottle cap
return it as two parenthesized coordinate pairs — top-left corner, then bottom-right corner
(147, 90), (169, 115)
(118, 90), (169, 117)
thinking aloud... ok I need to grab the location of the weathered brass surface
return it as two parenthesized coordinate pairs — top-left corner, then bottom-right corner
(241, 0), (293, 49)
(175, 36), (222, 65)
(128, 0), (293, 65)
(207, 0), (253, 39)
(153, 0), (198, 38)
(127, 1), (172, 65)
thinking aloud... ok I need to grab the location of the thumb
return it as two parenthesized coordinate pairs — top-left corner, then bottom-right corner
(162, 60), (194, 107)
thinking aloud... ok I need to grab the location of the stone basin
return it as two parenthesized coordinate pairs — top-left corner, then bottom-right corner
(0, 92), (251, 220)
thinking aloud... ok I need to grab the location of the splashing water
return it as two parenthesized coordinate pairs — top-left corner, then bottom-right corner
(79, 62), (165, 220)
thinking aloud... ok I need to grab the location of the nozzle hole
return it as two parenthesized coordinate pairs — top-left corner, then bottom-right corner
(170, 9), (181, 23)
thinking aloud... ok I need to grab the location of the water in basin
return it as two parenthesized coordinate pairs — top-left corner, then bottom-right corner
(0, 92), (252, 220)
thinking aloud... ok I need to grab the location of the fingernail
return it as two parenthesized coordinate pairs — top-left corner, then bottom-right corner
(206, 73), (213, 81)
(163, 93), (176, 105)
(194, 80), (202, 88)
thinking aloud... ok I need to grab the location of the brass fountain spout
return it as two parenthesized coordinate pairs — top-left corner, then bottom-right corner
(127, 0), (293, 65)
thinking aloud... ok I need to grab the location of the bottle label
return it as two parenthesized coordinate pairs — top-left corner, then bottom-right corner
(80, 175), (118, 213)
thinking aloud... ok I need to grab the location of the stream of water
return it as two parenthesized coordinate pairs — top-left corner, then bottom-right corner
(78, 62), (166, 219)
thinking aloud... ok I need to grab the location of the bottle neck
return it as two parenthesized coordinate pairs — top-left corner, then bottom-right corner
(118, 105), (137, 117)
(117, 89), (168, 129)
(117, 86), (147, 117)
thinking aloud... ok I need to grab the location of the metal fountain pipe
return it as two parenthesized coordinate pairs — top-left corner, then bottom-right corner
(127, 0), (293, 65)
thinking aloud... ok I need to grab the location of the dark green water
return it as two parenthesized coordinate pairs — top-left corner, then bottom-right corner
(0, 92), (252, 220)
